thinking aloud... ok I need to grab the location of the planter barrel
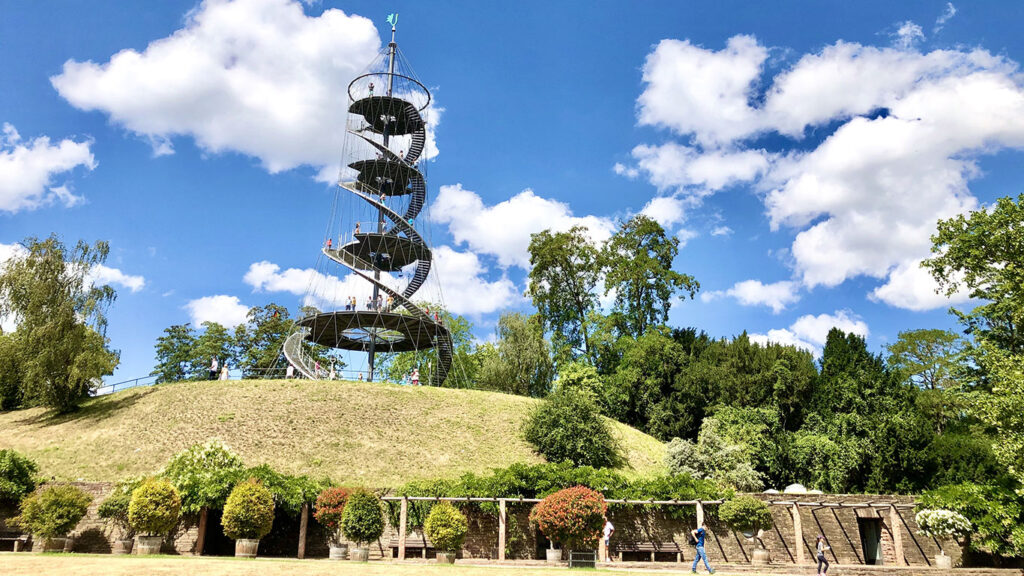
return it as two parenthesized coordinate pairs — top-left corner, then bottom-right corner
(437, 551), (457, 564)
(235, 538), (259, 558)
(329, 544), (348, 560)
(41, 537), (67, 553)
(350, 546), (370, 562)
(112, 539), (134, 555)
(136, 535), (163, 555)
(935, 553), (953, 569)
(568, 550), (597, 569)
(752, 548), (770, 565)
(63, 537), (75, 553)
(545, 548), (562, 563)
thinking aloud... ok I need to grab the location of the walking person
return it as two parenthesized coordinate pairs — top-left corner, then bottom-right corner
(411, 368), (420, 386)
(286, 364), (294, 379)
(602, 519), (615, 562)
(691, 522), (714, 574)
(219, 363), (229, 381)
(209, 357), (218, 381)
(816, 535), (831, 575)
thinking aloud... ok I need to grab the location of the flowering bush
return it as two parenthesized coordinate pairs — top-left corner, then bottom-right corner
(916, 508), (972, 541)
(424, 502), (468, 553)
(161, 440), (244, 514)
(529, 486), (606, 550)
(129, 479), (181, 536)
(340, 490), (384, 546)
(14, 485), (92, 538)
(313, 487), (351, 541)
(222, 478), (275, 540)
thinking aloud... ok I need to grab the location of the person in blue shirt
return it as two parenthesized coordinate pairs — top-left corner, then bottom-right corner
(691, 522), (714, 574)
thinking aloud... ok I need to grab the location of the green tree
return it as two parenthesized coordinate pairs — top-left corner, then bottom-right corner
(527, 226), (602, 363)
(151, 324), (196, 384)
(924, 194), (1024, 354)
(0, 332), (24, 409)
(522, 387), (622, 468)
(190, 321), (236, 378)
(601, 215), (698, 340)
(665, 417), (763, 491)
(234, 303), (296, 378)
(477, 313), (554, 397)
(0, 236), (119, 412)
(971, 344), (1024, 489)
(886, 329), (965, 390)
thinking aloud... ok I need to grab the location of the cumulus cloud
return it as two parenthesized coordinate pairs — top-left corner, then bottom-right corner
(894, 21), (925, 50)
(711, 225), (733, 237)
(431, 184), (615, 270)
(749, 309), (868, 355)
(426, 246), (521, 316)
(88, 264), (146, 293)
(934, 3), (957, 33)
(0, 123), (95, 213)
(184, 294), (251, 328)
(640, 195), (687, 228)
(702, 279), (800, 313)
(626, 33), (1024, 311)
(869, 258), (971, 311)
(50, 0), (408, 180)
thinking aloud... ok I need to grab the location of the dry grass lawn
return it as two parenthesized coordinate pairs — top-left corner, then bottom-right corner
(0, 379), (665, 486)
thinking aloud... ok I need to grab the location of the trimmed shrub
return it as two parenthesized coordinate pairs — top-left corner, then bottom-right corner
(718, 495), (773, 534)
(529, 485), (606, 550)
(0, 449), (38, 504)
(522, 387), (621, 468)
(162, 440), (243, 514)
(340, 491), (384, 546)
(314, 487), (351, 541)
(15, 485), (92, 538)
(240, 464), (324, 517)
(423, 502), (468, 553)
(98, 477), (143, 539)
(129, 479), (181, 536)
(222, 478), (275, 540)
(916, 508), (972, 541)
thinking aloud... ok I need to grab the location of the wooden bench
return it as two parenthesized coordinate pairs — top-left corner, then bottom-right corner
(614, 541), (686, 562)
(388, 535), (435, 559)
(0, 531), (31, 552)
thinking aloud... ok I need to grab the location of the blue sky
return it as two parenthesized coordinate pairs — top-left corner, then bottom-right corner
(2, 0), (1024, 382)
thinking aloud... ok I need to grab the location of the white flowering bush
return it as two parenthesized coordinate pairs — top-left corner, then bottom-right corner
(916, 509), (971, 541)
(162, 440), (244, 514)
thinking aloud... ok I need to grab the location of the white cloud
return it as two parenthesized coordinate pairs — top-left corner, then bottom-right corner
(612, 162), (639, 179)
(640, 195), (686, 228)
(625, 142), (769, 194)
(184, 294), (250, 328)
(243, 260), (381, 311)
(431, 184), (615, 270)
(934, 3), (957, 33)
(703, 279), (800, 313)
(749, 309), (869, 355)
(711, 225), (733, 237)
(51, 0), (394, 179)
(894, 21), (925, 50)
(869, 258), (971, 311)
(427, 246), (521, 316)
(0, 123), (95, 213)
(88, 264), (146, 293)
(676, 228), (698, 248)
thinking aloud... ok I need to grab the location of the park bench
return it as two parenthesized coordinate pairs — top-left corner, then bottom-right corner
(613, 540), (685, 562)
(388, 535), (435, 558)
(0, 530), (31, 552)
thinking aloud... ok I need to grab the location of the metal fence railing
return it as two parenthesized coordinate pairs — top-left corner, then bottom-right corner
(92, 366), (400, 396)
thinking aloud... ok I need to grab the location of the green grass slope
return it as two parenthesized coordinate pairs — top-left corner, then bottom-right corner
(0, 379), (665, 486)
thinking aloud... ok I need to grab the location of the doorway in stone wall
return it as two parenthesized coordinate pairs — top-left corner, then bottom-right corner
(857, 517), (884, 565)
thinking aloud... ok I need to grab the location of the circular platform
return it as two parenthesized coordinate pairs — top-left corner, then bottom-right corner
(297, 310), (443, 352)
(348, 96), (424, 136)
(349, 159), (422, 196)
(341, 233), (430, 271)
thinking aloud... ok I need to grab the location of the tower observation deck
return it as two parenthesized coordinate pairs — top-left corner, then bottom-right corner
(283, 19), (453, 386)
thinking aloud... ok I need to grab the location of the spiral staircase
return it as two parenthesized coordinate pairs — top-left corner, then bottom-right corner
(283, 24), (452, 386)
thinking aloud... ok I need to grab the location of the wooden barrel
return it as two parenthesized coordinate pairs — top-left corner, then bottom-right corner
(235, 538), (259, 558)
(136, 535), (163, 555)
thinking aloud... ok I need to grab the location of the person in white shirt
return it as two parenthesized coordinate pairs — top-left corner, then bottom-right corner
(602, 520), (615, 562)
(286, 364), (294, 379)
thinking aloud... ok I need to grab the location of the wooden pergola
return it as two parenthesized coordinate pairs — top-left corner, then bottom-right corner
(377, 495), (918, 565)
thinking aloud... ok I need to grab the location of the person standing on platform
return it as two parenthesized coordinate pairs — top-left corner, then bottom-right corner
(602, 519), (615, 562)
(286, 364), (294, 379)
(691, 522), (714, 574)
(411, 368), (420, 386)
(219, 364), (229, 381)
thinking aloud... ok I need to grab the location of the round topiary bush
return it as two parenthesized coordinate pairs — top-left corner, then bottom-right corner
(718, 495), (773, 534)
(98, 490), (134, 539)
(522, 387), (621, 468)
(529, 486), (607, 550)
(222, 478), (275, 541)
(15, 485), (92, 539)
(424, 502), (468, 553)
(129, 479), (182, 536)
(0, 449), (38, 505)
(314, 487), (351, 542)
(340, 491), (384, 546)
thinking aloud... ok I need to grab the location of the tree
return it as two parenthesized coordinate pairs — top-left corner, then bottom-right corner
(0, 332), (24, 409)
(477, 313), (554, 397)
(190, 321), (236, 378)
(971, 344), (1024, 489)
(601, 215), (698, 340)
(382, 303), (476, 387)
(665, 417), (763, 491)
(151, 324), (196, 383)
(886, 329), (965, 390)
(924, 194), (1024, 354)
(522, 387), (622, 468)
(0, 236), (119, 412)
(233, 303), (296, 378)
(527, 226), (602, 363)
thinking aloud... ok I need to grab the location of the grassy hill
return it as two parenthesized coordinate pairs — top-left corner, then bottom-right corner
(0, 379), (666, 486)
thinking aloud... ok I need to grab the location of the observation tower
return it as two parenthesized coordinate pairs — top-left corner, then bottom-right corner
(283, 17), (453, 386)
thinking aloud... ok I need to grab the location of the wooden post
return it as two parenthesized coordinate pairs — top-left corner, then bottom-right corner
(297, 503), (309, 559)
(890, 505), (905, 566)
(196, 507), (208, 556)
(498, 499), (507, 561)
(792, 503), (804, 565)
(696, 501), (704, 528)
(398, 497), (408, 560)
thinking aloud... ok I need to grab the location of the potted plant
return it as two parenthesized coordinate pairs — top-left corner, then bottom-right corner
(14, 485), (91, 553)
(340, 490), (384, 562)
(221, 478), (275, 558)
(98, 484), (137, 555)
(529, 486), (606, 567)
(718, 495), (773, 565)
(314, 486), (351, 560)
(916, 508), (971, 569)
(128, 478), (181, 555)
(424, 502), (468, 564)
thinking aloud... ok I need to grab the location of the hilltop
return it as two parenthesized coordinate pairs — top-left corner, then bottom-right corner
(0, 379), (665, 486)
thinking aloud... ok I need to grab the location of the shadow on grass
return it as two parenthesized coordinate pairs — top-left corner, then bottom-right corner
(12, 387), (157, 426)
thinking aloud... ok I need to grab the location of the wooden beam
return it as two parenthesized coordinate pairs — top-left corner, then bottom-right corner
(297, 503), (309, 559)
(398, 497), (408, 561)
(498, 499), (507, 561)
(792, 503), (804, 565)
(195, 507), (208, 556)
(696, 501), (704, 527)
(890, 505), (905, 566)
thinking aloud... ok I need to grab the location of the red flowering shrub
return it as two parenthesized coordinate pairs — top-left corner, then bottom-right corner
(313, 487), (351, 539)
(529, 486), (606, 550)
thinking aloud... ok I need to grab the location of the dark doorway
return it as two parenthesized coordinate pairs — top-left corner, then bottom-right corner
(857, 517), (883, 565)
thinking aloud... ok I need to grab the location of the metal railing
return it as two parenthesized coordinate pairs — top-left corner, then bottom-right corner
(92, 365), (400, 396)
